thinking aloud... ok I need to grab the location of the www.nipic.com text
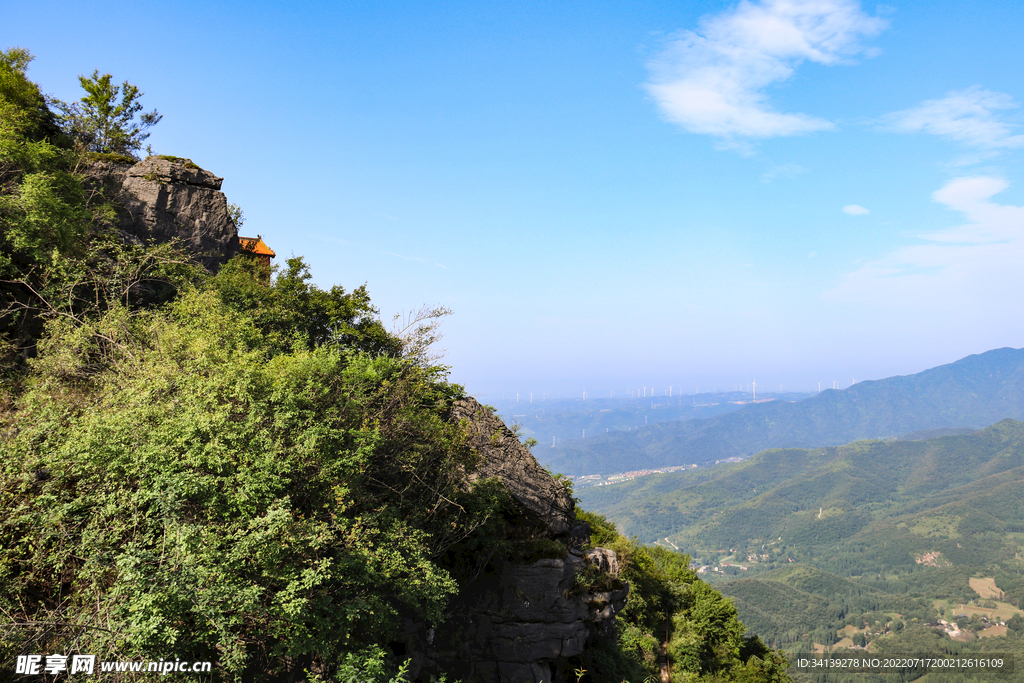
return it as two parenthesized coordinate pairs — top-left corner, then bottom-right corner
(15, 654), (213, 675)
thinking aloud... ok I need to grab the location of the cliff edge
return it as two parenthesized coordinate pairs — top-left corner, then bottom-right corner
(401, 398), (629, 683)
(84, 155), (239, 269)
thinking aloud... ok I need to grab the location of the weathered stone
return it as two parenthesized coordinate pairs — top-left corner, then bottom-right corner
(399, 399), (632, 682)
(423, 547), (628, 682)
(452, 397), (576, 537)
(84, 155), (238, 270)
(585, 547), (619, 576)
(497, 661), (552, 683)
(126, 155), (223, 190)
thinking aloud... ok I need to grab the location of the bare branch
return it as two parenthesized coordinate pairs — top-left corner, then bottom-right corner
(391, 304), (452, 365)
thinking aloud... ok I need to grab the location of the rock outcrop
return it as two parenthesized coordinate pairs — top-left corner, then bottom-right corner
(403, 399), (629, 683)
(85, 155), (238, 270)
(452, 398), (577, 537)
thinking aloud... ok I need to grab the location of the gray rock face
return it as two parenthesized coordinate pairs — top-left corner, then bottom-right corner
(425, 552), (628, 683)
(452, 397), (576, 537)
(401, 399), (628, 683)
(85, 156), (238, 270)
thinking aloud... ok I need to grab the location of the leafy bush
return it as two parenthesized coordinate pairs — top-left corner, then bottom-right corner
(573, 510), (791, 682)
(0, 277), (503, 681)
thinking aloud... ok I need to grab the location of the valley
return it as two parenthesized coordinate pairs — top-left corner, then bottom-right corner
(531, 350), (1024, 679)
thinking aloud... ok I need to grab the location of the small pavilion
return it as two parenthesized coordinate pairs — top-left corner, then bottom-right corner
(237, 235), (276, 266)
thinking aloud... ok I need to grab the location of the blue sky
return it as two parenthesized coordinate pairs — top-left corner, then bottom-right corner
(6, 0), (1023, 399)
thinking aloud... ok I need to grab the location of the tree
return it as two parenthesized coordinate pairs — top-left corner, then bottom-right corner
(210, 255), (403, 357)
(53, 70), (161, 157)
(227, 202), (244, 229)
(0, 47), (65, 146)
(1, 47), (89, 369)
(391, 303), (453, 365)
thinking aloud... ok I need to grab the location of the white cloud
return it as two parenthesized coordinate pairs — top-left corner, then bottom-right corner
(826, 176), (1024, 312)
(882, 87), (1024, 150)
(842, 204), (869, 215)
(645, 0), (886, 141)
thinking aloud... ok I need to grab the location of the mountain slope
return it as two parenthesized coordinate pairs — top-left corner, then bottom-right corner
(579, 421), (1024, 650)
(578, 418), (1024, 550)
(542, 347), (1024, 476)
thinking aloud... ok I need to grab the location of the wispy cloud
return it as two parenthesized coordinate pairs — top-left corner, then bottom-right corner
(645, 0), (886, 143)
(826, 176), (1024, 310)
(882, 87), (1024, 150)
(842, 204), (869, 215)
(381, 251), (426, 263)
(382, 251), (448, 269)
(760, 162), (807, 182)
(311, 233), (349, 246)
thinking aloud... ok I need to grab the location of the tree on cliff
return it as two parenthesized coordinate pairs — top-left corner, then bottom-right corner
(0, 47), (65, 146)
(53, 70), (161, 158)
(0, 47), (90, 368)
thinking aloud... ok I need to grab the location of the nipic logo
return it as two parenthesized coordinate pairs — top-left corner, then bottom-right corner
(14, 654), (212, 676)
(16, 655), (95, 675)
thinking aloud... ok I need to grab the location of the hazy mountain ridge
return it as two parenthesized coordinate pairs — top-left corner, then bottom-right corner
(490, 391), (814, 448)
(579, 420), (1024, 652)
(542, 347), (1024, 476)
(578, 418), (1024, 548)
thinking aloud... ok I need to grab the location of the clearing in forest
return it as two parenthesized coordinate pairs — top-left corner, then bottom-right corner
(970, 577), (1004, 600)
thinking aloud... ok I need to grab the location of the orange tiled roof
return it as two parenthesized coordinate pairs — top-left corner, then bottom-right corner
(238, 235), (276, 257)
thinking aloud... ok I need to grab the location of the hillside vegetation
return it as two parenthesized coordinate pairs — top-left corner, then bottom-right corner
(543, 348), (1024, 476)
(580, 421), (1024, 670)
(1, 49), (789, 682)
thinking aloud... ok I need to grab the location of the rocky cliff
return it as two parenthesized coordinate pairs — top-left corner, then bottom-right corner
(400, 398), (629, 683)
(85, 155), (239, 269)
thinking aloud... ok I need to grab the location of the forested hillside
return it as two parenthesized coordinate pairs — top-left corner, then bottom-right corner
(0, 49), (788, 683)
(543, 347), (1024, 476)
(580, 421), (1024, 669)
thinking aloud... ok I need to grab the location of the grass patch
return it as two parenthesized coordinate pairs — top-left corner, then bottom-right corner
(970, 576), (1004, 600)
(156, 155), (199, 169)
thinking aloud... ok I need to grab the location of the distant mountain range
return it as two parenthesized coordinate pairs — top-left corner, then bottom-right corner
(577, 419), (1024, 647)
(541, 347), (1024, 476)
(578, 418), (1024, 551)
(489, 391), (810, 447)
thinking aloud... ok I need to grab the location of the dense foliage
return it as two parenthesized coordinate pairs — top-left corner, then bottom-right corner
(575, 511), (789, 682)
(1, 270), (499, 680)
